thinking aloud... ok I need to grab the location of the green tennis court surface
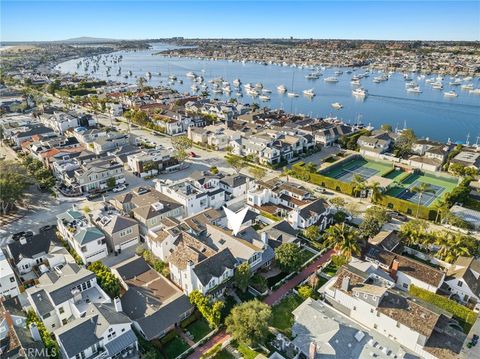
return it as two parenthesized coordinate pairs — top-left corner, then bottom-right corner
(323, 158), (392, 183)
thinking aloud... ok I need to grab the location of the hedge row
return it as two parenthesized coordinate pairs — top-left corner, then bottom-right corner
(291, 162), (355, 195)
(379, 166), (395, 178)
(373, 193), (436, 220)
(409, 285), (477, 332)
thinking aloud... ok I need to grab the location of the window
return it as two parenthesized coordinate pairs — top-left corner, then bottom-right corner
(62, 319), (68, 325)
(59, 307), (64, 314)
(10, 277), (15, 283)
(43, 313), (51, 319)
(402, 283), (408, 289)
(396, 322), (400, 328)
(458, 281), (463, 287)
(373, 324), (377, 329)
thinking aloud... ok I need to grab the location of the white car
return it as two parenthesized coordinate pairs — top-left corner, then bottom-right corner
(112, 184), (127, 193)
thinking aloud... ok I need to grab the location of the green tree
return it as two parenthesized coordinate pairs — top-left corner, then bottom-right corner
(234, 262), (251, 293)
(352, 174), (367, 197)
(369, 181), (383, 202)
(433, 232), (473, 263)
(275, 243), (303, 272)
(226, 155), (246, 174)
(106, 177), (116, 189)
(412, 182), (434, 218)
(189, 290), (224, 328)
(303, 225), (320, 241)
(248, 166), (266, 181)
(225, 300), (271, 346)
(298, 285), (313, 300)
(0, 161), (30, 214)
(399, 219), (431, 248)
(87, 261), (121, 298)
(323, 223), (361, 259)
(329, 197), (346, 210)
(142, 160), (156, 175)
(380, 124), (393, 132)
(171, 135), (193, 162)
(394, 128), (416, 158)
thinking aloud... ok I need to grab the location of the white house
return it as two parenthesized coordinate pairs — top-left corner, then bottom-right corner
(0, 249), (19, 298)
(445, 256), (480, 311)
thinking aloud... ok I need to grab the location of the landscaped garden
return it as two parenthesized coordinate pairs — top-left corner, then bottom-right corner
(185, 317), (212, 342)
(270, 294), (303, 336)
(162, 335), (190, 359)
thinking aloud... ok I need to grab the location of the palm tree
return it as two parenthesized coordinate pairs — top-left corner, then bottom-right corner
(352, 174), (367, 198)
(433, 232), (472, 263)
(412, 183), (435, 218)
(399, 219), (431, 249)
(369, 182), (383, 202)
(323, 223), (361, 259)
(433, 197), (450, 223)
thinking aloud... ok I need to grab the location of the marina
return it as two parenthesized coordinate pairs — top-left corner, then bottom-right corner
(56, 43), (480, 142)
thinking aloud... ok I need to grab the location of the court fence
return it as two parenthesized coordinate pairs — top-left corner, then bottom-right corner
(291, 162), (355, 195)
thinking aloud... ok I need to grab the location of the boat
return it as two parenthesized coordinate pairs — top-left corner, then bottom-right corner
(305, 72), (321, 80)
(469, 88), (480, 95)
(351, 79), (361, 86)
(432, 82), (443, 90)
(233, 79), (241, 87)
(259, 95), (270, 101)
(331, 102), (343, 109)
(324, 76), (339, 83)
(461, 83), (474, 90)
(186, 71), (196, 78)
(444, 90), (458, 97)
(334, 70), (343, 76)
(255, 83), (263, 89)
(373, 75), (388, 83)
(303, 89), (315, 97)
(277, 84), (287, 93)
(287, 92), (299, 97)
(223, 86), (232, 93)
(261, 88), (272, 93)
(168, 75), (177, 80)
(463, 76), (473, 81)
(352, 88), (368, 97)
(407, 86), (422, 93)
(191, 84), (199, 92)
(449, 79), (462, 86)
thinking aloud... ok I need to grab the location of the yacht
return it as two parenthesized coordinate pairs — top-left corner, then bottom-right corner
(334, 70), (343, 76)
(186, 71), (196, 78)
(212, 88), (223, 94)
(407, 86), (422, 93)
(461, 83), (474, 90)
(449, 79), (462, 86)
(373, 75), (388, 83)
(277, 84), (287, 93)
(331, 102), (343, 109)
(244, 83), (253, 90)
(305, 72), (321, 80)
(463, 76), (473, 81)
(259, 95), (271, 101)
(191, 84), (199, 92)
(444, 90), (458, 97)
(287, 92), (299, 97)
(255, 83), (263, 89)
(303, 89), (315, 97)
(168, 75), (177, 80)
(324, 76), (339, 83)
(432, 82), (443, 90)
(352, 88), (368, 97)
(469, 88), (480, 95)
(351, 79), (361, 86)
(261, 88), (272, 93)
(223, 86), (232, 93)
(233, 79), (241, 87)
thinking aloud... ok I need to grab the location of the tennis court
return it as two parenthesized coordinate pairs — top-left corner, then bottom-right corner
(386, 172), (458, 207)
(323, 158), (392, 183)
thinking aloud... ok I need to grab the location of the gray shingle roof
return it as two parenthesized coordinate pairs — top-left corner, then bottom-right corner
(6, 229), (55, 264)
(193, 248), (237, 286)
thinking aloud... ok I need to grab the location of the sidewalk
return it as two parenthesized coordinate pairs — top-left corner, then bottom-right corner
(264, 249), (335, 305)
(186, 249), (335, 359)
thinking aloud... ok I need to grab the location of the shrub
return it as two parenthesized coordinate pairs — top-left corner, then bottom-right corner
(297, 285), (313, 300)
(26, 310), (59, 358)
(87, 261), (121, 298)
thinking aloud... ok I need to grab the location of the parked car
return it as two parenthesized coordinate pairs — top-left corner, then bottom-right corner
(388, 211), (408, 222)
(87, 192), (102, 200)
(314, 187), (326, 194)
(12, 231), (34, 240)
(112, 184), (127, 193)
(39, 225), (56, 232)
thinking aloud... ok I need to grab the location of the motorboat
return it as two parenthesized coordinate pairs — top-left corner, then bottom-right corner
(432, 82), (443, 90)
(444, 90), (458, 97)
(331, 102), (343, 109)
(259, 95), (271, 101)
(287, 92), (299, 97)
(277, 84), (287, 93)
(461, 83), (474, 90)
(351, 79), (361, 86)
(233, 79), (241, 87)
(324, 76), (339, 83)
(186, 71), (196, 78)
(352, 87), (368, 97)
(406, 86), (422, 93)
(303, 89), (315, 97)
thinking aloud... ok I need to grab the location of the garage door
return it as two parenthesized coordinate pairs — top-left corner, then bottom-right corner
(120, 237), (139, 250)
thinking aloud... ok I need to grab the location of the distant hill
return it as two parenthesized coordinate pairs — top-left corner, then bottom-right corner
(59, 37), (121, 44)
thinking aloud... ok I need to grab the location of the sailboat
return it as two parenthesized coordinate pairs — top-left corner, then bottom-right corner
(287, 72), (299, 97)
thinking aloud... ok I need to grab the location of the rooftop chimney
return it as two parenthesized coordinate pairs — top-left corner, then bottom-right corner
(390, 259), (400, 280)
(341, 276), (350, 292)
(309, 341), (317, 359)
(113, 297), (122, 313)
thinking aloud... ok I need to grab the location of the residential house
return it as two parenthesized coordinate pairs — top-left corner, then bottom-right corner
(287, 198), (332, 230)
(451, 150), (480, 170)
(358, 131), (395, 158)
(0, 249), (19, 298)
(444, 256), (480, 311)
(92, 210), (140, 253)
(54, 302), (137, 359)
(111, 187), (183, 237)
(26, 263), (111, 331)
(112, 257), (193, 340)
(57, 209), (108, 264)
(127, 149), (179, 177)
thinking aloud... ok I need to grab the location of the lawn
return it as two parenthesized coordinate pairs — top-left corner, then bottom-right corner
(221, 295), (237, 322)
(236, 342), (261, 359)
(162, 336), (190, 359)
(185, 318), (211, 342)
(298, 248), (316, 264)
(317, 275), (329, 288)
(322, 262), (340, 277)
(271, 294), (303, 336)
(266, 271), (289, 288)
(213, 349), (235, 359)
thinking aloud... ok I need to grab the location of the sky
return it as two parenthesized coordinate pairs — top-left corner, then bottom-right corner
(1, 1), (479, 42)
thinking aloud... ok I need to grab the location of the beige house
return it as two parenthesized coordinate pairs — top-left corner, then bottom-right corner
(94, 214), (140, 252)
